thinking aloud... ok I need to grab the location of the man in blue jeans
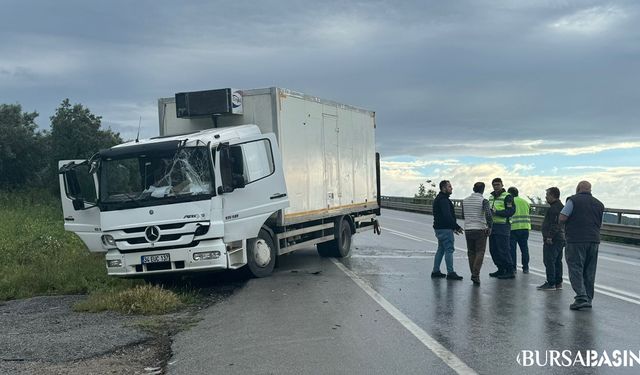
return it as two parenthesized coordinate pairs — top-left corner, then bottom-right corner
(431, 180), (464, 280)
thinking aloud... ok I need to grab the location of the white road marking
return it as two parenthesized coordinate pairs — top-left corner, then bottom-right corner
(597, 255), (640, 267)
(351, 254), (468, 260)
(526, 267), (640, 304)
(331, 258), (478, 375)
(351, 254), (433, 259)
(383, 213), (640, 266)
(382, 227), (640, 306)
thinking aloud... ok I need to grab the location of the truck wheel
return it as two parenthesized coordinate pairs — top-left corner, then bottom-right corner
(316, 218), (352, 258)
(246, 229), (276, 278)
(316, 240), (336, 257)
(334, 219), (352, 258)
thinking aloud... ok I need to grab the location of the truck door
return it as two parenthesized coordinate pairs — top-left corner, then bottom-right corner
(217, 134), (289, 242)
(58, 160), (104, 252)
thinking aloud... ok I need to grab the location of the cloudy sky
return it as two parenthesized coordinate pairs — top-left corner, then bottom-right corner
(2, 0), (639, 209)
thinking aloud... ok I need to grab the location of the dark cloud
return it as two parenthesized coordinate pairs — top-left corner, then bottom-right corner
(1, 0), (639, 152)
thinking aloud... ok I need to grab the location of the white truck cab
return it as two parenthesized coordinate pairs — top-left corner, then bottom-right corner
(60, 125), (289, 277)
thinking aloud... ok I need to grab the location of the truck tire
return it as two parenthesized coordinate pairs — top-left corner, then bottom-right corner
(316, 240), (336, 257)
(246, 229), (276, 278)
(334, 218), (352, 258)
(316, 218), (352, 258)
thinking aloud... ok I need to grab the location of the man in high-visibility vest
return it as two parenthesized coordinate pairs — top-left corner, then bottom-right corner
(508, 187), (531, 273)
(488, 178), (516, 279)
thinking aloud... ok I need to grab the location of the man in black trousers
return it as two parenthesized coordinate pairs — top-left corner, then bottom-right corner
(560, 181), (604, 310)
(538, 187), (565, 291)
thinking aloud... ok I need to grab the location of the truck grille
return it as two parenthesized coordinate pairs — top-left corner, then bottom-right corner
(110, 221), (207, 252)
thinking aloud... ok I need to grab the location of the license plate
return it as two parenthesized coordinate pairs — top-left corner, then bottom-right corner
(141, 254), (170, 264)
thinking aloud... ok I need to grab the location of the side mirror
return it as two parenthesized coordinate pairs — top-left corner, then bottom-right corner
(72, 198), (85, 210)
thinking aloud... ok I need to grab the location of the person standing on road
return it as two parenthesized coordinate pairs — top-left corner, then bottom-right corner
(538, 186), (565, 291)
(560, 181), (604, 310)
(462, 182), (493, 285)
(431, 180), (464, 281)
(488, 178), (516, 279)
(508, 187), (531, 273)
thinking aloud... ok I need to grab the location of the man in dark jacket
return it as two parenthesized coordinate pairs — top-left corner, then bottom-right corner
(431, 180), (464, 280)
(560, 181), (605, 310)
(538, 187), (565, 291)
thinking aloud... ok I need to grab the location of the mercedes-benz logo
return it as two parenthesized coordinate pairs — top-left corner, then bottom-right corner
(144, 226), (161, 243)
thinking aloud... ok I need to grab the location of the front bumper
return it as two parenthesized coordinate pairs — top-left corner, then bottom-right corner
(105, 238), (228, 276)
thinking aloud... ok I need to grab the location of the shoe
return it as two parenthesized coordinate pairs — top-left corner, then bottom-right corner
(570, 300), (592, 310)
(497, 271), (515, 279)
(446, 272), (463, 280)
(489, 270), (501, 278)
(537, 282), (555, 291)
(431, 271), (447, 278)
(471, 277), (480, 285)
(522, 268), (529, 274)
(555, 283), (563, 290)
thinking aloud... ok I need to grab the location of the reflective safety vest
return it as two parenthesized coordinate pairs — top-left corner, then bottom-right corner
(489, 191), (510, 224)
(511, 196), (532, 231)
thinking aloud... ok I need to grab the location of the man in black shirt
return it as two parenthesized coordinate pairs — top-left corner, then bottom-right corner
(538, 187), (565, 291)
(431, 180), (464, 280)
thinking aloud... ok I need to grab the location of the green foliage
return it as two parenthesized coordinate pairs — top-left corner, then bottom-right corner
(0, 100), (122, 191)
(415, 180), (437, 200)
(527, 195), (543, 205)
(0, 190), (137, 301)
(0, 104), (49, 188)
(50, 99), (122, 162)
(46, 99), (123, 188)
(73, 284), (184, 315)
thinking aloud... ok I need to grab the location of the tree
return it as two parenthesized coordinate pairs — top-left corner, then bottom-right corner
(527, 195), (543, 205)
(50, 99), (122, 163)
(0, 104), (48, 188)
(415, 179), (437, 200)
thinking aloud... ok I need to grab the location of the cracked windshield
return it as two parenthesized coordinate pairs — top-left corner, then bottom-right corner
(100, 146), (213, 206)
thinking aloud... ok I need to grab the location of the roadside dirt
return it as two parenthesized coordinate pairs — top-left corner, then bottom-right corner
(0, 273), (246, 375)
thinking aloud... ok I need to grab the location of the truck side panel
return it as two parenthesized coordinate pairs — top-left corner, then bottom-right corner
(278, 91), (377, 223)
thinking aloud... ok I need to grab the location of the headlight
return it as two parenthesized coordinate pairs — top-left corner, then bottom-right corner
(193, 251), (221, 261)
(101, 235), (116, 247)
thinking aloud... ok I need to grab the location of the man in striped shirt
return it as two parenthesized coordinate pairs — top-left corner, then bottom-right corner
(462, 182), (493, 285)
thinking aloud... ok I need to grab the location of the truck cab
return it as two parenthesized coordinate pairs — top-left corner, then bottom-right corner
(59, 125), (289, 277)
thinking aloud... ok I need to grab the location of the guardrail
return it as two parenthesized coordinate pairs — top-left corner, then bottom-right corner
(380, 196), (640, 241)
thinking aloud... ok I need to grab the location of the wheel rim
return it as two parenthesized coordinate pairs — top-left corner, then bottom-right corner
(253, 239), (271, 268)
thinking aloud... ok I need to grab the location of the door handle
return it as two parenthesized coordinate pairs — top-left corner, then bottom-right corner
(270, 193), (287, 199)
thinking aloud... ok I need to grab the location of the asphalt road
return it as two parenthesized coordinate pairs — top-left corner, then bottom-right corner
(168, 209), (640, 374)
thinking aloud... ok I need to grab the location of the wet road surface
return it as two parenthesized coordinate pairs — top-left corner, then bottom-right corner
(169, 209), (640, 374)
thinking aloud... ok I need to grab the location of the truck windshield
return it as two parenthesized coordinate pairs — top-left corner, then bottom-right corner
(99, 146), (213, 210)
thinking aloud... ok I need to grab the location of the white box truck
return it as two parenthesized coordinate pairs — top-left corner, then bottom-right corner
(59, 87), (380, 277)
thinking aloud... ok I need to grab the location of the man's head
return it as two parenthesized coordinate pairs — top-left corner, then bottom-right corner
(473, 182), (485, 194)
(491, 178), (503, 192)
(576, 180), (592, 194)
(546, 187), (560, 204)
(507, 187), (519, 197)
(439, 180), (452, 194)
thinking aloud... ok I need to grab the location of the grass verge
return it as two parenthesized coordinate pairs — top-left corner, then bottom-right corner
(74, 284), (185, 315)
(0, 189), (194, 315)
